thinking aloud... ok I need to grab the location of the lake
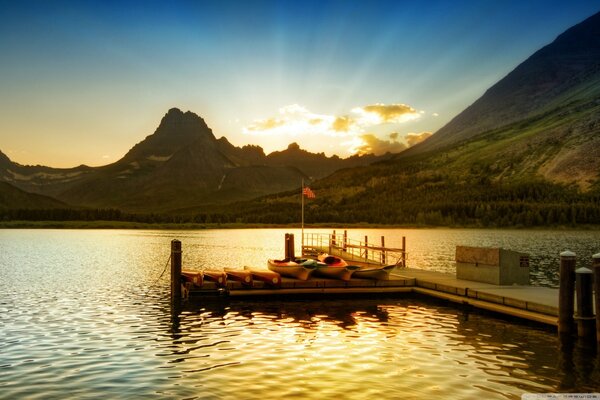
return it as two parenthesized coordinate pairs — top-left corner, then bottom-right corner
(1, 228), (600, 399)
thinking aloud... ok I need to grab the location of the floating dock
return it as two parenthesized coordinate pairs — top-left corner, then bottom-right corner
(170, 233), (595, 329)
(184, 268), (559, 326)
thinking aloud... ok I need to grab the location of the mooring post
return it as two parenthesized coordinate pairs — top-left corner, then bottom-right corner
(171, 239), (182, 304)
(558, 251), (576, 335)
(402, 236), (406, 268)
(381, 236), (386, 265)
(575, 266), (595, 339)
(343, 230), (348, 252)
(593, 253), (600, 344)
(364, 236), (369, 261)
(332, 230), (336, 246)
(285, 233), (295, 260)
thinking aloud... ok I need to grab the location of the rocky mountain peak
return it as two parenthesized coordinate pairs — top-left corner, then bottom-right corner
(120, 108), (217, 163)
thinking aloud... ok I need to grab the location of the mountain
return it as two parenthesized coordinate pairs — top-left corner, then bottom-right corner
(0, 181), (67, 210)
(402, 11), (600, 188)
(0, 108), (383, 212)
(226, 11), (600, 227)
(265, 143), (384, 179)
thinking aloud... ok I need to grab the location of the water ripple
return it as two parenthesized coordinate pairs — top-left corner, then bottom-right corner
(2, 229), (600, 399)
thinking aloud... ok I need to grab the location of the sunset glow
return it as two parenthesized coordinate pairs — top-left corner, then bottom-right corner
(0, 1), (598, 166)
(243, 103), (431, 155)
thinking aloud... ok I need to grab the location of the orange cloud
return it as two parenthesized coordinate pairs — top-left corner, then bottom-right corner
(246, 117), (286, 131)
(332, 116), (354, 132)
(406, 132), (432, 147)
(354, 133), (407, 156)
(353, 103), (421, 124)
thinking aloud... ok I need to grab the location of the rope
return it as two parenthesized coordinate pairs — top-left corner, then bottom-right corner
(150, 253), (172, 287)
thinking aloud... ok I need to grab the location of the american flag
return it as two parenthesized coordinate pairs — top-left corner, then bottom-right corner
(302, 186), (315, 199)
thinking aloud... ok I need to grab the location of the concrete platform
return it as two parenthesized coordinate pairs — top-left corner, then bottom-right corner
(395, 268), (559, 325)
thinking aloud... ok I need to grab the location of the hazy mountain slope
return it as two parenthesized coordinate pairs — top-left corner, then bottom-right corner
(223, 11), (600, 227)
(0, 181), (67, 210)
(408, 11), (600, 158)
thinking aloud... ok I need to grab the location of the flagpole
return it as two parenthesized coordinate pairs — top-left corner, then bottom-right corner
(301, 179), (304, 252)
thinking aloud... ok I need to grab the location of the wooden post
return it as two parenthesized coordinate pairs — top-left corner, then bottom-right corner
(332, 230), (336, 246)
(381, 236), (386, 265)
(593, 253), (600, 344)
(285, 233), (295, 260)
(365, 236), (368, 261)
(171, 240), (182, 304)
(402, 236), (406, 268)
(343, 230), (347, 252)
(558, 251), (576, 335)
(575, 266), (595, 339)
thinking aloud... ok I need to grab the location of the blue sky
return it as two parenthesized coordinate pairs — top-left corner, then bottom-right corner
(0, 0), (598, 167)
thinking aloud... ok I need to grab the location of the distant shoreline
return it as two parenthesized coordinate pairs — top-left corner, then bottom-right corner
(0, 220), (599, 230)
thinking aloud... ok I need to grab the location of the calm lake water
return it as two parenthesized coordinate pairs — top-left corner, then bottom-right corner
(1, 228), (600, 399)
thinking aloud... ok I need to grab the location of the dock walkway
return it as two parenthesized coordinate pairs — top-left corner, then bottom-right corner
(394, 268), (558, 326)
(190, 268), (559, 327)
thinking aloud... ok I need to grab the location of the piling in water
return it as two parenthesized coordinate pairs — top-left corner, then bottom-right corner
(575, 266), (595, 339)
(285, 233), (295, 260)
(558, 251), (576, 335)
(171, 240), (182, 304)
(593, 253), (600, 344)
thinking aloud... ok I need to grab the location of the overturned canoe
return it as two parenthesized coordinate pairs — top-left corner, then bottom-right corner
(353, 264), (396, 280)
(267, 259), (317, 280)
(244, 266), (281, 287)
(203, 270), (228, 288)
(181, 269), (204, 288)
(224, 268), (253, 287)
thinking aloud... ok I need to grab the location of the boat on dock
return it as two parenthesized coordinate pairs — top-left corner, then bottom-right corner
(267, 259), (317, 280)
(224, 268), (253, 287)
(353, 264), (395, 280)
(317, 253), (348, 267)
(244, 266), (282, 287)
(313, 264), (361, 281)
(181, 269), (203, 287)
(203, 270), (228, 287)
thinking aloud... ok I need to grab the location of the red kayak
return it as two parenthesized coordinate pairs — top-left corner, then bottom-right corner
(317, 253), (348, 267)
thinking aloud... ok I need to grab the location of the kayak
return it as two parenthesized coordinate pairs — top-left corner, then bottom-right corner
(317, 253), (348, 267)
(181, 269), (204, 287)
(244, 266), (281, 287)
(224, 268), (253, 287)
(313, 264), (360, 281)
(203, 270), (228, 288)
(353, 264), (396, 280)
(267, 259), (317, 280)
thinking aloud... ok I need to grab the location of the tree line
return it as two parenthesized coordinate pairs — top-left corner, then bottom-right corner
(2, 178), (600, 227)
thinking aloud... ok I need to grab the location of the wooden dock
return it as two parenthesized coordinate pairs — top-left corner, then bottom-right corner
(184, 267), (559, 327)
(171, 234), (600, 344)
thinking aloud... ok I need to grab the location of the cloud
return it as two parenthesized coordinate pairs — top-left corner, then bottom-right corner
(332, 116), (354, 132)
(352, 103), (421, 125)
(243, 104), (353, 138)
(246, 117), (286, 131)
(353, 133), (408, 156)
(243, 102), (431, 155)
(406, 132), (433, 147)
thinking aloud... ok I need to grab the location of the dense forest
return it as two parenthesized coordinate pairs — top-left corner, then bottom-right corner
(3, 176), (600, 227)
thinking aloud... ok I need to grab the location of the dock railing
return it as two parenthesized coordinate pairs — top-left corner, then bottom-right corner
(302, 231), (407, 267)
